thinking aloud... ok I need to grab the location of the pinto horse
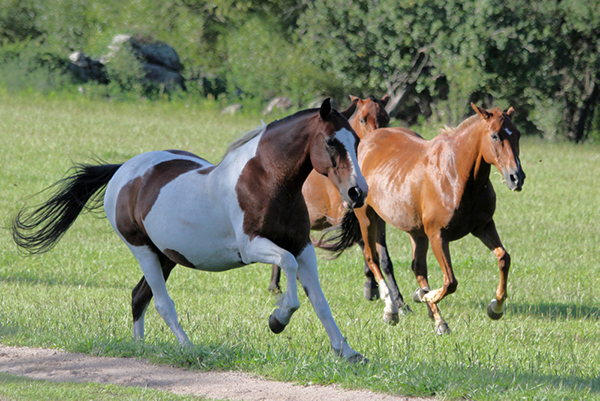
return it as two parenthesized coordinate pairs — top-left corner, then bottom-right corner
(12, 99), (369, 362)
(325, 103), (525, 334)
(267, 95), (408, 324)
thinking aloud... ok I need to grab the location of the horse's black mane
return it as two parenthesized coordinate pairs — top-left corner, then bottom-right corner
(266, 108), (319, 130)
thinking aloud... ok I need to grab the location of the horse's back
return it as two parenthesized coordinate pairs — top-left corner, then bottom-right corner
(358, 128), (430, 233)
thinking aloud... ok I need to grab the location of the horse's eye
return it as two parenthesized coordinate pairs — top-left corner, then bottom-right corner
(326, 138), (336, 147)
(359, 117), (366, 124)
(491, 132), (500, 142)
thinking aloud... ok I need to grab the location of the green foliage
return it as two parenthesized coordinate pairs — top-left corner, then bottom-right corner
(1, 0), (599, 140)
(225, 17), (341, 103)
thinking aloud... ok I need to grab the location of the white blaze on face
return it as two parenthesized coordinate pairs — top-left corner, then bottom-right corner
(334, 127), (368, 193)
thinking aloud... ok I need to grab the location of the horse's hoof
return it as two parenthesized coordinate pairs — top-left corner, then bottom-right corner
(347, 353), (369, 365)
(487, 303), (504, 320)
(435, 321), (451, 335)
(398, 303), (413, 315)
(268, 313), (286, 334)
(383, 312), (400, 325)
(268, 285), (282, 295)
(412, 287), (429, 303)
(364, 284), (380, 301)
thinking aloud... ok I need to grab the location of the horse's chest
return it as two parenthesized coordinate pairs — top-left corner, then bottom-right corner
(446, 185), (496, 240)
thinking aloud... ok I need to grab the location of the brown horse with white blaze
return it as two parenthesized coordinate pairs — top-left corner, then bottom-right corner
(267, 95), (409, 323)
(325, 103), (525, 334)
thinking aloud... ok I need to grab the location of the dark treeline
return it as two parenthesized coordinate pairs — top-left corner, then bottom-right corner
(1, 0), (598, 141)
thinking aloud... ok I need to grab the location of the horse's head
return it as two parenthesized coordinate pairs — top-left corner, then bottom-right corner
(311, 98), (368, 208)
(347, 95), (391, 138)
(472, 103), (526, 191)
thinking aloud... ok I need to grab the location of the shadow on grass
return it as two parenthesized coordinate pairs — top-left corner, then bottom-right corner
(0, 272), (132, 290)
(508, 301), (600, 321)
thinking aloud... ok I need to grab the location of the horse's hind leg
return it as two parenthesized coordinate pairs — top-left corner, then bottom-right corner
(472, 220), (510, 320)
(129, 245), (190, 346)
(132, 253), (176, 340)
(268, 264), (282, 294)
(360, 240), (380, 301)
(409, 234), (450, 335)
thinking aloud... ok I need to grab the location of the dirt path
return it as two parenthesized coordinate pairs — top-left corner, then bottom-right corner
(0, 345), (424, 400)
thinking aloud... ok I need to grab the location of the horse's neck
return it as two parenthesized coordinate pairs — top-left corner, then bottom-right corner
(350, 115), (363, 139)
(258, 117), (315, 192)
(451, 122), (491, 190)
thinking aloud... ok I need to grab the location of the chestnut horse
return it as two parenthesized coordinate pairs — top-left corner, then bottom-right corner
(325, 103), (525, 334)
(12, 99), (369, 362)
(267, 95), (408, 324)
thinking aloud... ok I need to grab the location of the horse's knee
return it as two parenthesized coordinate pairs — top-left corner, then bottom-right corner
(447, 280), (458, 295)
(495, 248), (511, 271)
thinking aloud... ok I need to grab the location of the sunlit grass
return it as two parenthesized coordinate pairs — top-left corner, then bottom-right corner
(1, 92), (599, 400)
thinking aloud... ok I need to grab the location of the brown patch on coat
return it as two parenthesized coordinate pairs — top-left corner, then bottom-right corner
(164, 248), (196, 268)
(115, 158), (204, 247)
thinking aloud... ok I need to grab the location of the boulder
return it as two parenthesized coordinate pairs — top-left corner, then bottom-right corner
(221, 104), (243, 115)
(67, 51), (108, 84)
(263, 96), (293, 115)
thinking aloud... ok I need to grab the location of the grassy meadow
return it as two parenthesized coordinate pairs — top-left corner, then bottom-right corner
(0, 91), (599, 400)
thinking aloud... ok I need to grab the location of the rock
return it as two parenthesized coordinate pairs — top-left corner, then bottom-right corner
(221, 104), (243, 115)
(263, 96), (293, 115)
(67, 51), (108, 84)
(71, 34), (186, 91)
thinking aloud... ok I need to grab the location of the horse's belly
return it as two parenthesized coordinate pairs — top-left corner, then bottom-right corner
(142, 174), (245, 271)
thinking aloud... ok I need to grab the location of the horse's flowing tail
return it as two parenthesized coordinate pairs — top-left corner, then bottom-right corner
(12, 163), (122, 254)
(314, 210), (363, 257)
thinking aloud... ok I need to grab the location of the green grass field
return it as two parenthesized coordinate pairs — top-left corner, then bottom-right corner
(1, 91), (599, 400)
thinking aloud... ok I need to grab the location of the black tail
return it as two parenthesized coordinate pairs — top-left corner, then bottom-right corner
(12, 163), (122, 254)
(314, 210), (363, 258)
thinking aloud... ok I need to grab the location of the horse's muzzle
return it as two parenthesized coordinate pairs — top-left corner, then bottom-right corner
(506, 168), (526, 192)
(347, 186), (366, 208)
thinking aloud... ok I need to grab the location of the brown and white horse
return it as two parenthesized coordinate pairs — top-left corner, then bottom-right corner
(325, 103), (525, 334)
(267, 95), (407, 324)
(12, 99), (369, 362)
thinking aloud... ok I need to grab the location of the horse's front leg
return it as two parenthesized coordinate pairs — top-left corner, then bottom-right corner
(472, 220), (510, 320)
(375, 216), (410, 314)
(355, 206), (399, 325)
(240, 236), (300, 332)
(296, 245), (366, 364)
(409, 234), (450, 334)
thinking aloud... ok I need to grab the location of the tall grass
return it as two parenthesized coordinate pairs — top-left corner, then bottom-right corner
(1, 92), (599, 400)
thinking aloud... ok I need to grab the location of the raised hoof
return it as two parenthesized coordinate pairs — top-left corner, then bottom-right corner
(268, 313), (286, 334)
(487, 303), (504, 320)
(364, 283), (380, 301)
(412, 287), (429, 303)
(435, 321), (451, 335)
(383, 312), (400, 325)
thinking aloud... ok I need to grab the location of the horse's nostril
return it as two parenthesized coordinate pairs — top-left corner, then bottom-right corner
(348, 186), (363, 201)
(510, 174), (518, 183)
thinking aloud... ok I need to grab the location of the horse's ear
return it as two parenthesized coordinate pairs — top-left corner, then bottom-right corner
(320, 98), (332, 120)
(471, 103), (492, 120)
(341, 97), (359, 119)
(381, 94), (390, 106)
(349, 95), (359, 102)
(506, 107), (515, 119)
